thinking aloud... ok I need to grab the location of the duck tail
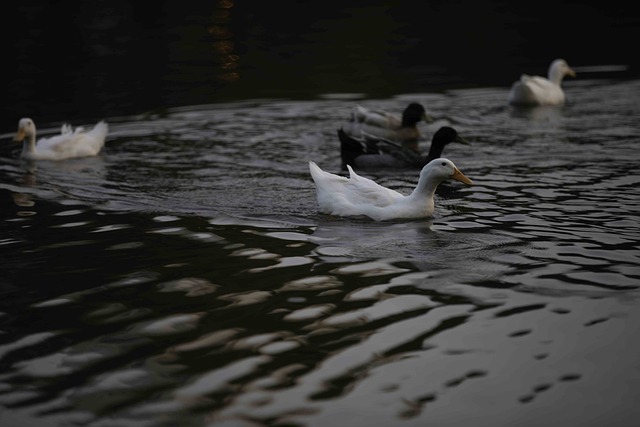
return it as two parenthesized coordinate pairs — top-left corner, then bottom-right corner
(308, 160), (329, 184)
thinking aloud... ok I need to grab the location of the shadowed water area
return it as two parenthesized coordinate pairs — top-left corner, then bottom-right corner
(2, 2), (640, 427)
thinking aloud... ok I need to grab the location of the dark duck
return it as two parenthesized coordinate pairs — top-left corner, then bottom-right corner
(339, 125), (469, 170)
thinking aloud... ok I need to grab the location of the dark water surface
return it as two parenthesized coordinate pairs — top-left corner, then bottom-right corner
(2, 2), (640, 427)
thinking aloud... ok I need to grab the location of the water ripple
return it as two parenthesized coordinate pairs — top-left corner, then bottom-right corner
(1, 79), (640, 426)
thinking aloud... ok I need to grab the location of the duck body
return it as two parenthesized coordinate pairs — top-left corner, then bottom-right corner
(309, 158), (473, 221)
(339, 126), (468, 170)
(508, 59), (576, 106)
(341, 103), (431, 152)
(13, 118), (108, 161)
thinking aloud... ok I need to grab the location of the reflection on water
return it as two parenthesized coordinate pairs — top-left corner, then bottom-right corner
(509, 104), (565, 122)
(1, 79), (640, 426)
(209, 0), (239, 84)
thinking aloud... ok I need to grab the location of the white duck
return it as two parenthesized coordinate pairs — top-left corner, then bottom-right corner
(13, 118), (108, 160)
(508, 59), (576, 106)
(309, 158), (473, 221)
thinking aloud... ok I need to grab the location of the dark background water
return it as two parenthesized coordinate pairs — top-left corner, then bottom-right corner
(3, 0), (639, 132)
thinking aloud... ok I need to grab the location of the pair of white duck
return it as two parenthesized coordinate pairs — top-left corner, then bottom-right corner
(311, 59), (576, 221)
(13, 114), (462, 222)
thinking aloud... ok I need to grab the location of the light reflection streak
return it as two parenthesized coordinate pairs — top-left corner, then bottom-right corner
(209, 0), (239, 83)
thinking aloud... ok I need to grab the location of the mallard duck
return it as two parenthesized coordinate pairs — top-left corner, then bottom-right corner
(508, 59), (576, 106)
(341, 103), (432, 152)
(13, 118), (108, 161)
(339, 126), (469, 170)
(309, 158), (473, 221)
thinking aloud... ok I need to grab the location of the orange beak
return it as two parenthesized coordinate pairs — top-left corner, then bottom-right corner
(14, 128), (26, 142)
(451, 167), (473, 185)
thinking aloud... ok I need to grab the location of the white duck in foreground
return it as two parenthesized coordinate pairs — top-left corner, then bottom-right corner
(13, 118), (108, 160)
(309, 158), (473, 221)
(508, 59), (576, 106)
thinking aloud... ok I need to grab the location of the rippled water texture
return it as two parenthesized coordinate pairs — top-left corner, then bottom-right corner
(1, 78), (640, 427)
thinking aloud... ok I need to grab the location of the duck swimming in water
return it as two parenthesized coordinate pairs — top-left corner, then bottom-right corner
(340, 102), (432, 152)
(309, 157), (473, 221)
(13, 118), (108, 161)
(339, 126), (469, 170)
(508, 59), (576, 106)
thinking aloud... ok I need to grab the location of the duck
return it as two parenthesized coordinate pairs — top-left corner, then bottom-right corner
(339, 126), (469, 170)
(508, 59), (576, 106)
(309, 158), (473, 221)
(340, 102), (432, 152)
(13, 118), (108, 161)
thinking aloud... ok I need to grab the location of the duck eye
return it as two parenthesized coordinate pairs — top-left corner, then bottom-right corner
(441, 162), (447, 166)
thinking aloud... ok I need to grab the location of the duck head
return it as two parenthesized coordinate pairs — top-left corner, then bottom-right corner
(424, 126), (470, 163)
(402, 103), (433, 126)
(14, 118), (36, 142)
(548, 59), (576, 84)
(422, 158), (473, 186)
(434, 126), (470, 146)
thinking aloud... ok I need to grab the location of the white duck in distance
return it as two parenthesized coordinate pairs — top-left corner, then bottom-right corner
(341, 102), (433, 152)
(508, 59), (576, 106)
(13, 118), (108, 160)
(309, 158), (473, 221)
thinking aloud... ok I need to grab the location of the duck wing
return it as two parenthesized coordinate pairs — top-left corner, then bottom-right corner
(509, 74), (564, 105)
(342, 105), (402, 140)
(520, 74), (556, 91)
(309, 161), (404, 216)
(362, 133), (426, 168)
(36, 121), (108, 158)
(352, 105), (401, 128)
(339, 127), (426, 170)
(343, 165), (404, 206)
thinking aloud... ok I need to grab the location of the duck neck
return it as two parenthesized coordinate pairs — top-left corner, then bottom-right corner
(424, 141), (445, 163)
(21, 134), (37, 157)
(409, 168), (441, 199)
(548, 65), (565, 85)
(406, 169), (441, 216)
